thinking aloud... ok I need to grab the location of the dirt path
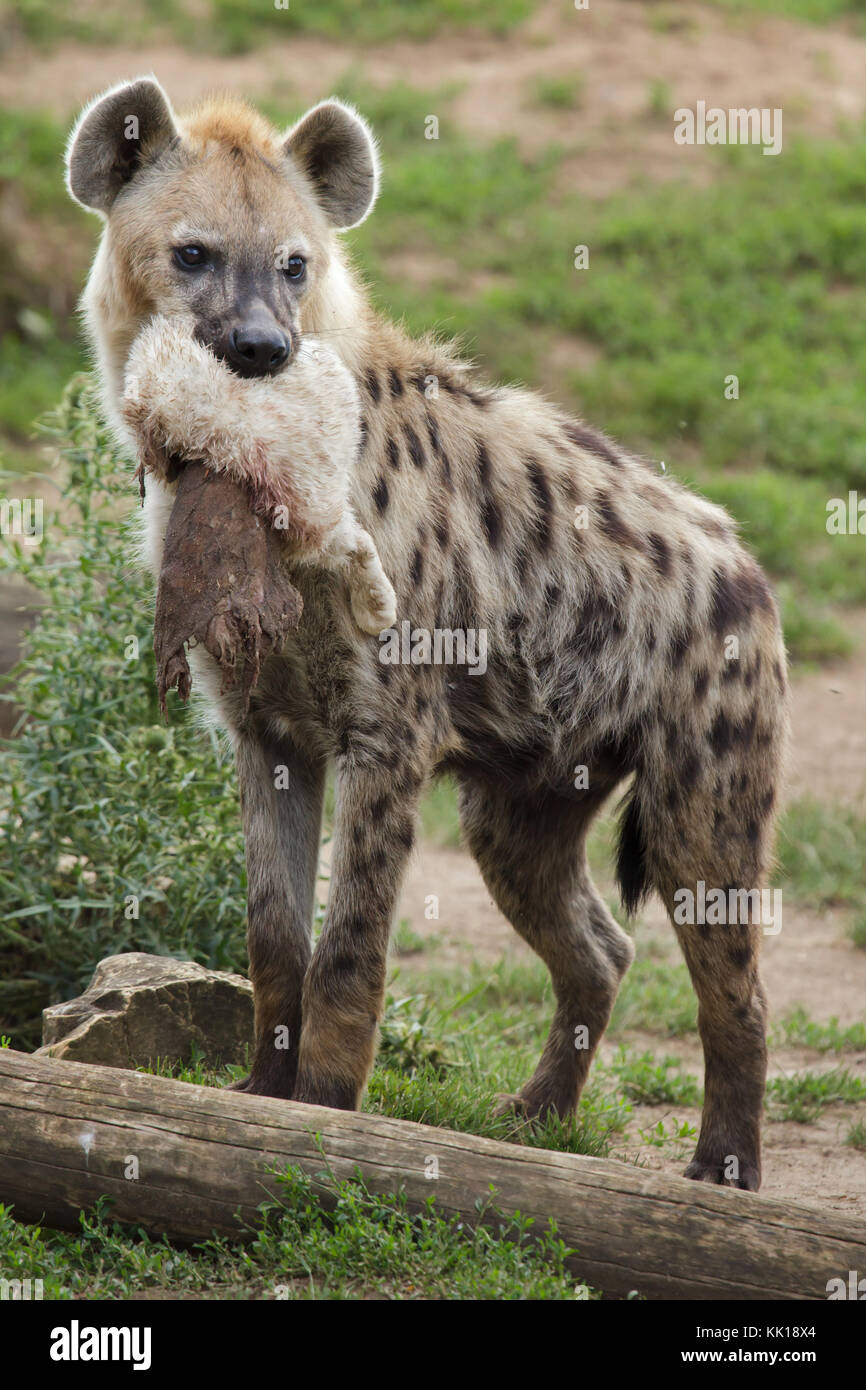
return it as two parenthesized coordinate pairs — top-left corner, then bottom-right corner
(3, 2), (866, 195)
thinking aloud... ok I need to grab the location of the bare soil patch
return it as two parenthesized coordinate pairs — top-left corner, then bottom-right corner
(3, 1), (866, 196)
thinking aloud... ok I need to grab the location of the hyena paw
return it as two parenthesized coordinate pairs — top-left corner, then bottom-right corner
(350, 571), (397, 635)
(493, 1090), (550, 1123)
(226, 1069), (296, 1101)
(684, 1157), (761, 1191)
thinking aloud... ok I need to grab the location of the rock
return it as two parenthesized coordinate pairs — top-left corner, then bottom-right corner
(36, 953), (254, 1070)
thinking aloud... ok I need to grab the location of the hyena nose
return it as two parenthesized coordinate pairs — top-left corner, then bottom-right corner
(227, 320), (291, 377)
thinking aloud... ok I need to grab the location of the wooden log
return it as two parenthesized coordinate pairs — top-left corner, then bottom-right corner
(0, 1049), (863, 1300)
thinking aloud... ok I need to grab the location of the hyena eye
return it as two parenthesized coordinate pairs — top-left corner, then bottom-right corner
(174, 244), (208, 269)
(284, 255), (307, 282)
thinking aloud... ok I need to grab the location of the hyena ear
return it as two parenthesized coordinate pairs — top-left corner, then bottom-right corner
(66, 77), (178, 215)
(283, 100), (380, 230)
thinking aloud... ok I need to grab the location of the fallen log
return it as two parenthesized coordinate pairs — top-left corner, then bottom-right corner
(0, 1049), (863, 1300)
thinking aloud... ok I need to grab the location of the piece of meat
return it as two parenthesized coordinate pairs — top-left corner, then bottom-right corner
(152, 460), (303, 719)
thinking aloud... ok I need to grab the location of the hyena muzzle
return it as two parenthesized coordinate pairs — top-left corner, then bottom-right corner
(67, 78), (789, 1190)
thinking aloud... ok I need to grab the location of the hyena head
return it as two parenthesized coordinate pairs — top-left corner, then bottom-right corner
(66, 77), (379, 411)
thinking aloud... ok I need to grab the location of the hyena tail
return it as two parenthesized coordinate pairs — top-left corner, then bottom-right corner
(615, 786), (651, 918)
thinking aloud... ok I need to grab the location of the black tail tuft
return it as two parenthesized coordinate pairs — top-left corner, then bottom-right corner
(616, 788), (650, 917)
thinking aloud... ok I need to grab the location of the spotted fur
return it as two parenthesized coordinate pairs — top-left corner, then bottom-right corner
(68, 78), (789, 1189)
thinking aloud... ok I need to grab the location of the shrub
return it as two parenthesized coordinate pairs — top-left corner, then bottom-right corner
(0, 378), (247, 1047)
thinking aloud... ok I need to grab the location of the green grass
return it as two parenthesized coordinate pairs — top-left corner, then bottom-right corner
(608, 1047), (701, 1106)
(609, 949), (697, 1038)
(845, 1120), (866, 1151)
(0, 1170), (594, 1300)
(708, 0), (866, 24)
(532, 75), (585, 110)
(776, 1006), (866, 1052)
(775, 800), (866, 944)
(0, 109), (90, 460)
(7, 0), (532, 53)
(766, 1068), (866, 1123)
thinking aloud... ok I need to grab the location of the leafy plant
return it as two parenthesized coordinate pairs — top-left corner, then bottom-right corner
(0, 378), (248, 1046)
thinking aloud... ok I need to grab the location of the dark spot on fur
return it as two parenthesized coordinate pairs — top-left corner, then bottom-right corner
(729, 946), (753, 970)
(544, 581), (562, 609)
(476, 441), (492, 486)
(440, 449), (454, 492)
(403, 424), (425, 469)
(372, 477), (389, 514)
(526, 457), (554, 551)
(388, 367), (404, 397)
(596, 492), (643, 550)
(668, 624), (693, 666)
(387, 437), (401, 471)
(647, 532), (672, 576)
(694, 668), (710, 699)
(710, 711), (733, 756)
(562, 420), (623, 467)
(697, 513), (730, 540)
(426, 415), (442, 457)
(328, 950), (357, 978)
(434, 516), (450, 550)
(733, 705), (758, 749)
(365, 368), (381, 404)
(395, 816), (415, 852)
(410, 546), (424, 587)
(681, 749), (702, 782)
(481, 494), (503, 549)
(710, 563), (775, 636)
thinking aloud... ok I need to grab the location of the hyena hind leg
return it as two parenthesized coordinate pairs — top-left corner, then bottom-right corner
(630, 788), (771, 1192)
(458, 781), (634, 1121)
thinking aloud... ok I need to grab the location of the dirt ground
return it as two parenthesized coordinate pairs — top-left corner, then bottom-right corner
(2, 0), (866, 196)
(2, 0), (865, 1222)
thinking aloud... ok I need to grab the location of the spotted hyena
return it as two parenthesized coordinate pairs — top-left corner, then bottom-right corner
(67, 78), (789, 1189)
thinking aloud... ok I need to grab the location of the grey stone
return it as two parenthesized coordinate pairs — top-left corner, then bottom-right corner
(36, 952), (254, 1069)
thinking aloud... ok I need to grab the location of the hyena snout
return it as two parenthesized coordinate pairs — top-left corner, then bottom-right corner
(212, 304), (292, 379)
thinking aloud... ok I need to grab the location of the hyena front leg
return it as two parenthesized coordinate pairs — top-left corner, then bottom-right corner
(231, 726), (326, 1098)
(459, 780), (634, 1119)
(293, 751), (423, 1109)
(294, 517), (397, 637)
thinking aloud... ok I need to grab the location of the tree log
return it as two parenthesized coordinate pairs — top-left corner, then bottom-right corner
(0, 1049), (862, 1300)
